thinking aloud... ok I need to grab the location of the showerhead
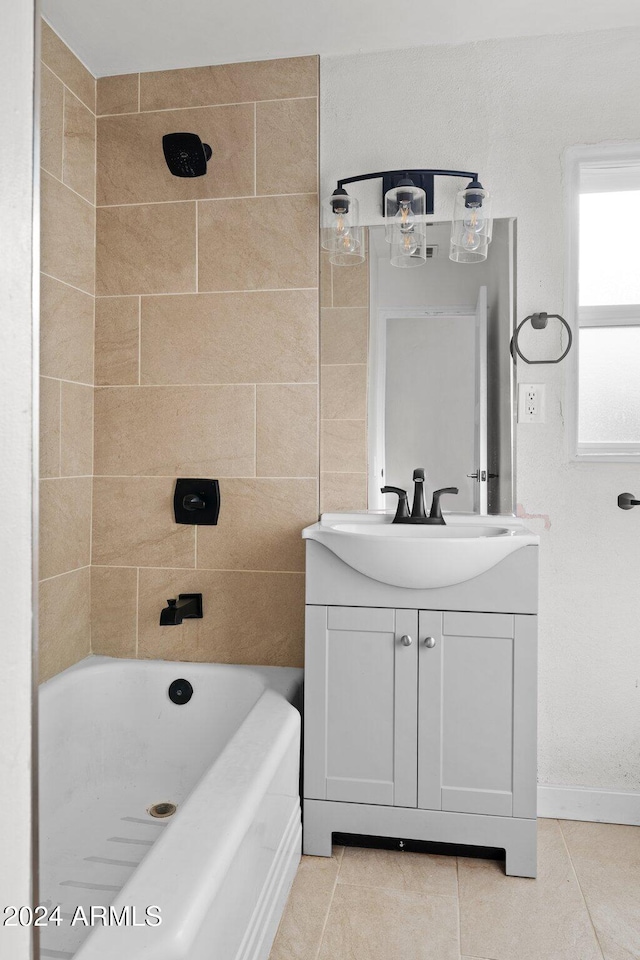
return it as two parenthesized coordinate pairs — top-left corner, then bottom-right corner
(162, 132), (212, 177)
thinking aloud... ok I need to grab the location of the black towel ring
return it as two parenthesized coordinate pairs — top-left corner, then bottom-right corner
(510, 312), (573, 365)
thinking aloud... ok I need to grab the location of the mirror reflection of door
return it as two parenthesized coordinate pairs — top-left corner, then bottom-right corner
(373, 287), (487, 513)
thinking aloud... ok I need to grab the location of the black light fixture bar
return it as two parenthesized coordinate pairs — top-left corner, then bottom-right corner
(336, 168), (478, 215)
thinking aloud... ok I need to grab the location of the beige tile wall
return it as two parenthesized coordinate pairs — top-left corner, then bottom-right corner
(92, 56), (320, 667)
(319, 234), (369, 512)
(39, 23), (96, 682)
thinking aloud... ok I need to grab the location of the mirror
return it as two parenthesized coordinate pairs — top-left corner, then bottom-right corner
(320, 218), (516, 516)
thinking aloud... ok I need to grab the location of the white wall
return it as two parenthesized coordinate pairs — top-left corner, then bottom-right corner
(321, 29), (640, 800)
(0, 2), (36, 956)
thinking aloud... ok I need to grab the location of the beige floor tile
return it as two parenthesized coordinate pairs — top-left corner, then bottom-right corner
(321, 364), (367, 420)
(97, 74), (139, 116)
(94, 384), (255, 477)
(95, 297), (140, 385)
(561, 820), (640, 960)
(317, 883), (459, 960)
(39, 567), (91, 682)
(140, 290), (317, 385)
(41, 171), (95, 295)
(139, 56), (318, 111)
(321, 307), (368, 364)
(196, 478), (317, 572)
(256, 97), (317, 196)
(337, 846), (458, 898)
(92, 477), (195, 568)
(40, 377), (61, 479)
(320, 472), (368, 512)
(40, 274), (94, 384)
(91, 566), (138, 658)
(256, 384), (318, 479)
(63, 90), (96, 204)
(60, 382), (93, 477)
(137, 568), (305, 666)
(97, 104), (254, 205)
(197, 195), (317, 292)
(458, 819), (603, 960)
(41, 21), (96, 112)
(269, 851), (340, 960)
(96, 202), (196, 296)
(39, 477), (92, 580)
(40, 64), (64, 179)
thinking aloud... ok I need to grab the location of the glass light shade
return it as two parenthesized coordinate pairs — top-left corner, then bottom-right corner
(450, 182), (493, 262)
(390, 233), (427, 268)
(329, 225), (366, 266)
(384, 181), (427, 244)
(322, 189), (359, 251)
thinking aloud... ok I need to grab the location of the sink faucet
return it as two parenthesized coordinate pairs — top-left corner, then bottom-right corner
(160, 593), (203, 625)
(382, 469), (459, 524)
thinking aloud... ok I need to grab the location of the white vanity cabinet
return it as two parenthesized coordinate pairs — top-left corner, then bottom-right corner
(302, 531), (539, 877)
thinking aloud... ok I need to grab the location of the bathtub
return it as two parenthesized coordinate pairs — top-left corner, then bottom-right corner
(38, 656), (303, 960)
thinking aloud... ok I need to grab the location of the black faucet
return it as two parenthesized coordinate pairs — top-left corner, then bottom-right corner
(382, 469), (459, 524)
(160, 593), (203, 625)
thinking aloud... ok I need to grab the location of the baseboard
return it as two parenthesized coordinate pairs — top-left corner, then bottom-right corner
(537, 784), (640, 826)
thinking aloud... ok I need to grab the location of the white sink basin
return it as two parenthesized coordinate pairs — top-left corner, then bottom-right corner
(303, 513), (538, 589)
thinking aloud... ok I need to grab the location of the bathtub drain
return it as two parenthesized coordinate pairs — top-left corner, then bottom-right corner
(149, 802), (177, 819)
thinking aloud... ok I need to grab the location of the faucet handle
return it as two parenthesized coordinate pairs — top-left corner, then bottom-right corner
(381, 486), (410, 522)
(412, 467), (426, 481)
(429, 487), (459, 523)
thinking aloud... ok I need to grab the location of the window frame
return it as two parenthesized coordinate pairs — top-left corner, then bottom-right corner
(565, 142), (640, 462)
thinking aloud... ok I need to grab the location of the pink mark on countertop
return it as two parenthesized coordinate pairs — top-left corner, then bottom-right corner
(516, 503), (551, 530)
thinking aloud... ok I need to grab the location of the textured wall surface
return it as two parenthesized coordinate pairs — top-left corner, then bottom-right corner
(92, 57), (319, 667)
(39, 22), (96, 682)
(321, 29), (640, 792)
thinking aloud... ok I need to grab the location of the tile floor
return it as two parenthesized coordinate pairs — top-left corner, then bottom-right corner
(269, 819), (640, 960)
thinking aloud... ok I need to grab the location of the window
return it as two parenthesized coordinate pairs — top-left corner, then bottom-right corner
(567, 144), (640, 460)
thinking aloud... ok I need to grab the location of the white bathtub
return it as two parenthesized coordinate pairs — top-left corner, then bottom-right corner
(38, 656), (302, 960)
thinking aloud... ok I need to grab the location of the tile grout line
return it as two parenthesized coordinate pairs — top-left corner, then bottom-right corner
(39, 565), (92, 585)
(40, 59), (95, 115)
(42, 375), (94, 388)
(95, 94), (317, 119)
(95, 191), (316, 209)
(135, 567), (140, 658)
(557, 820), (607, 960)
(253, 102), (257, 197)
(40, 271), (94, 299)
(313, 855), (342, 960)
(455, 857), (463, 960)
(254, 384), (258, 477)
(137, 296), (142, 384)
(195, 199), (199, 292)
(94, 286), (318, 298)
(93, 381), (319, 388)
(42, 166), (94, 208)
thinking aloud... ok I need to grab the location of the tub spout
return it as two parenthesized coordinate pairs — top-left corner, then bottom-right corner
(160, 593), (203, 625)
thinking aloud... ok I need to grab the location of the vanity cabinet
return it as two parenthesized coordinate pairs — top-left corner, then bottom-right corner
(302, 536), (539, 877)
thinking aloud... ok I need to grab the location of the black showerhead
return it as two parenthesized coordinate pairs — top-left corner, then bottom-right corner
(162, 132), (212, 177)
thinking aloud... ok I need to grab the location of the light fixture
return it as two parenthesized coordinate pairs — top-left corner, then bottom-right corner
(324, 169), (493, 267)
(449, 180), (493, 263)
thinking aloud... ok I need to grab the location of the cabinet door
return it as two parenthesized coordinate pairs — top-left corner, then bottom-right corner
(418, 611), (536, 817)
(304, 605), (418, 807)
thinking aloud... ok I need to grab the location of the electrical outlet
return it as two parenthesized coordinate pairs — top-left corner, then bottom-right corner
(518, 383), (546, 423)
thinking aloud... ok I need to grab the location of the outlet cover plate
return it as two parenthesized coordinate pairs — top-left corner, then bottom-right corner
(518, 383), (546, 423)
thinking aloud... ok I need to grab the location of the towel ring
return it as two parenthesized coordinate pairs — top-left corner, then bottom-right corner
(510, 312), (573, 365)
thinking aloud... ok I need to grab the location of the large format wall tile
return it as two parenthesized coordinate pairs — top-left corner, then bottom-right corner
(40, 377), (61, 479)
(196, 478), (317, 571)
(320, 472), (368, 512)
(321, 307), (369, 364)
(41, 21), (95, 112)
(91, 566), (138, 657)
(39, 477), (92, 581)
(97, 105), (254, 205)
(94, 385), (255, 476)
(137, 568), (305, 665)
(40, 274), (94, 384)
(39, 567), (91, 682)
(256, 384), (318, 478)
(96, 202), (196, 296)
(321, 419), (367, 473)
(140, 290), (317, 384)
(321, 364), (367, 420)
(139, 56), (318, 111)
(60, 382), (93, 476)
(41, 171), (95, 295)
(63, 90), (96, 203)
(92, 477), (195, 568)
(97, 74), (139, 116)
(94, 296), (140, 385)
(256, 97), (317, 196)
(40, 64), (64, 179)
(197, 194), (317, 291)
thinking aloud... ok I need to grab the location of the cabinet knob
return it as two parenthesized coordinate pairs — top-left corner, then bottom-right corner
(400, 634), (413, 647)
(424, 636), (436, 648)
